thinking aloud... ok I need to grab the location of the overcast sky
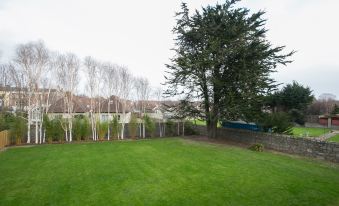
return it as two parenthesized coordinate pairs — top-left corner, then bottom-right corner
(0, 0), (338, 99)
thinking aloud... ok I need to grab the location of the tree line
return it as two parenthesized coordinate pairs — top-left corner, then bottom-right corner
(0, 41), (164, 144)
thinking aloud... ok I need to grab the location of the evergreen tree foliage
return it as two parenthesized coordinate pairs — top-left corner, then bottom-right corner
(265, 81), (314, 125)
(332, 104), (339, 115)
(165, 1), (293, 138)
(259, 112), (293, 134)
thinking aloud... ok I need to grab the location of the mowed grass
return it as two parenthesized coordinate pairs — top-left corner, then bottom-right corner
(328, 134), (339, 143)
(292, 127), (331, 137)
(191, 119), (222, 127)
(0, 138), (339, 206)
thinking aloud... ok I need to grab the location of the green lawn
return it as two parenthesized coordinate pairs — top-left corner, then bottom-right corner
(292, 127), (331, 137)
(327, 134), (339, 143)
(191, 119), (221, 127)
(1, 138), (339, 206)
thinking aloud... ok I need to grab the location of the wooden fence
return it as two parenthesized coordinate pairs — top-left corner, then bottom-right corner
(0, 130), (9, 149)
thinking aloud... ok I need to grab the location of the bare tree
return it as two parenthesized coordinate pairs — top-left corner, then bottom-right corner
(119, 66), (133, 139)
(154, 87), (163, 137)
(0, 64), (11, 87)
(55, 53), (79, 142)
(14, 41), (50, 144)
(102, 62), (121, 140)
(134, 77), (151, 138)
(84, 56), (99, 141)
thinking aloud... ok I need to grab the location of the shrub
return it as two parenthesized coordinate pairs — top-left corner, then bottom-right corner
(81, 117), (91, 141)
(111, 115), (120, 139)
(144, 115), (156, 137)
(43, 114), (53, 143)
(73, 117), (82, 141)
(259, 112), (293, 135)
(0, 109), (15, 132)
(249, 143), (264, 152)
(165, 120), (175, 137)
(9, 114), (26, 145)
(129, 114), (138, 139)
(184, 121), (198, 135)
(52, 117), (64, 143)
(288, 109), (305, 125)
(97, 121), (108, 141)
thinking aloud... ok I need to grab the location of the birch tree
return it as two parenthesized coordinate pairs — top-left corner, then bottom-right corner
(55, 53), (79, 142)
(14, 41), (50, 144)
(84, 56), (99, 141)
(119, 66), (133, 139)
(102, 63), (119, 140)
(0, 63), (11, 87)
(134, 77), (151, 138)
(154, 87), (163, 137)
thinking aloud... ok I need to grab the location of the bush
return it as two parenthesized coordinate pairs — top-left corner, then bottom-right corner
(52, 117), (64, 143)
(9, 114), (26, 145)
(249, 143), (264, 152)
(288, 109), (305, 125)
(0, 109), (16, 132)
(129, 114), (138, 139)
(144, 115), (155, 137)
(165, 120), (176, 137)
(73, 117), (82, 141)
(43, 114), (53, 143)
(81, 117), (91, 141)
(97, 121), (108, 141)
(259, 112), (293, 135)
(111, 115), (120, 139)
(184, 121), (198, 135)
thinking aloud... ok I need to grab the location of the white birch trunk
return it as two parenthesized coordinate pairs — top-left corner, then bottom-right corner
(35, 120), (38, 144)
(159, 121), (162, 137)
(65, 127), (68, 142)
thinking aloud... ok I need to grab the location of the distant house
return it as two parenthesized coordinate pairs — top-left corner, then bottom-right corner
(48, 95), (132, 123)
(0, 85), (57, 112)
(133, 101), (164, 121)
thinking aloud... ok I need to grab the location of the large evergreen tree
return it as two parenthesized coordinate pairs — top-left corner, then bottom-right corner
(165, 1), (293, 138)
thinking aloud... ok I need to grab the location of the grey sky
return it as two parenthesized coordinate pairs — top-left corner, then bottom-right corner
(0, 0), (338, 98)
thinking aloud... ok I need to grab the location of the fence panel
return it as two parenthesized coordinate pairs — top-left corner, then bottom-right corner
(0, 130), (9, 149)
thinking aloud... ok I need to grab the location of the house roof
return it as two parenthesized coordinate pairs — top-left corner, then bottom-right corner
(49, 95), (130, 113)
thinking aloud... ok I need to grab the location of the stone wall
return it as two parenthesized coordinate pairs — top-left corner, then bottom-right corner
(194, 126), (339, 163)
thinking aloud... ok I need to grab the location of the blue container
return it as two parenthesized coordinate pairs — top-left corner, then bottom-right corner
(222, 121), (260, 132)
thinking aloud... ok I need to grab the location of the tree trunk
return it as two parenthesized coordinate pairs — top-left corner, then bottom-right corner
(159, 121), (162, 137)
(27, 113), (31, 144)
(207, 118), (218, 139)
(35, 120), (38, 144)
(177, 122), (180, 136)
(121, 123), (124, 139)
(182, 121), (185, 136)
(107, 101), (110, 141)
(69, 119), (73, 142)
(39, 122), (42, 144)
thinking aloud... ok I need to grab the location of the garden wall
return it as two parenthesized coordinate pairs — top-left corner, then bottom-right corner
(194, 126), (339, 163)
